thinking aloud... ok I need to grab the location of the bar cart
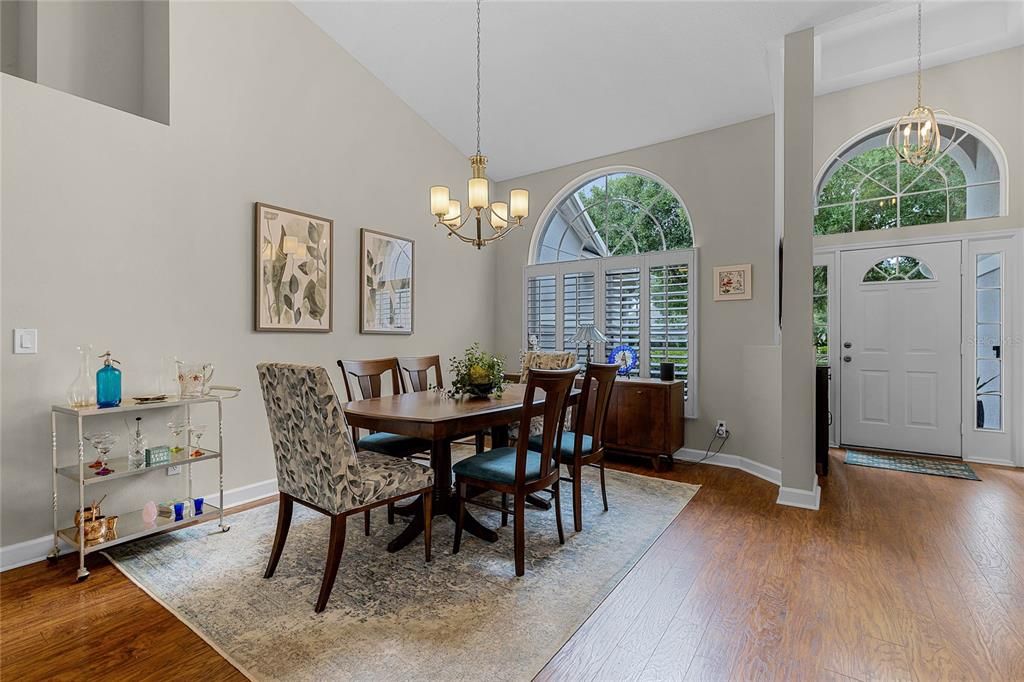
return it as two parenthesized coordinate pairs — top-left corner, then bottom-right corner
(48, 388), (238, 581)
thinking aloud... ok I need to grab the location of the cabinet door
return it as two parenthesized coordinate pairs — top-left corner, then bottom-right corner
(616, 385), (666, 452)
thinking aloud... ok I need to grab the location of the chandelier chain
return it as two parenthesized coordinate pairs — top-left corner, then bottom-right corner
(477, 0), (481, 153)
(916, 2), (922, 107)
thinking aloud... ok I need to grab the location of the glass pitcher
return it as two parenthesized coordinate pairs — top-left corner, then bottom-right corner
(177, 361), (214, 398)
(67, 344), (97, 407)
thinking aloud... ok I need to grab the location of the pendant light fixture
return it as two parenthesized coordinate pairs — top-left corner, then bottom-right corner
(429, 0), (528, 249)
(887, 3), (949, 167)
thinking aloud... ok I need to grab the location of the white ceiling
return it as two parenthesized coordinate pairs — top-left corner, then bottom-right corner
(298, 1), (1024, 180)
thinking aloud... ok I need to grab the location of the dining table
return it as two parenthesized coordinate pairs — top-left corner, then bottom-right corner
(343, 383), (580, 552)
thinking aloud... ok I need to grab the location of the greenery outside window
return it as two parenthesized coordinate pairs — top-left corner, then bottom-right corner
(815, 122), (1003, 235)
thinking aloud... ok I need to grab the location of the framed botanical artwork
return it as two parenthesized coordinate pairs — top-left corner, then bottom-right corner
(360, 228), (414, 335)
(254, 203), (333, 332)
(713, 263), (752, 301)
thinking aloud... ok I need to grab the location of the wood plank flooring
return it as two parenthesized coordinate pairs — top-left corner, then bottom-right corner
(3, 450), (1023, 681)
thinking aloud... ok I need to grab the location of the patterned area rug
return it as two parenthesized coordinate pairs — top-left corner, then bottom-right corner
(105, 458), (699, 681)
(845, 450), (981, 481)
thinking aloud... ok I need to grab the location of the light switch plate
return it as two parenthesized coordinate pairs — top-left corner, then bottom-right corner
(14, 329), (38, 354)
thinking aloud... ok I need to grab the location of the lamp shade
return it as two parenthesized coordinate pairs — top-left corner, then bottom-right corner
(443, 199), (462, 226)
(468, 177), (489, 210)
(430, 185), (450, 216)
(509, 188), (529, 219)
(489, 201), (508, 230)
(570, 324), (608, 345)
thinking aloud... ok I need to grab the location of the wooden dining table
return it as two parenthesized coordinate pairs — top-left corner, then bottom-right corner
(343, 384), (579, 552)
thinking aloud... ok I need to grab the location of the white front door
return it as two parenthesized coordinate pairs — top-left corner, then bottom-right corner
(840, 242), (962, 457)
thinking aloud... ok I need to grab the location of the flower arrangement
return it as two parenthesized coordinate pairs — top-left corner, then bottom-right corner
(449, 343), (505, 398)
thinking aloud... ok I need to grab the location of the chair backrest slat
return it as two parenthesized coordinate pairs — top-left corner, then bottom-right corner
(516, 367), (578, 484)
(574, 362), (618, 455)
(397, 355), (444, 393)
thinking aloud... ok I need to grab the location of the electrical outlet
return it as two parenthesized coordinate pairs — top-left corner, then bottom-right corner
(715, 420), (728, 438)
(167, 465), (182, 476)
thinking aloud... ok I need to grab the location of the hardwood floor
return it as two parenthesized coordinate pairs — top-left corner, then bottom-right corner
(3, 450), (1023, 681)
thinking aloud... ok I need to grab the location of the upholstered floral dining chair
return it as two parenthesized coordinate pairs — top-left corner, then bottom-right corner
(257, 363), (434, 613)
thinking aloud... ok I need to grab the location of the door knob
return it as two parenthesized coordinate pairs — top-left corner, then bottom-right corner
(843, 356), (852, 363)
(843, 341), (852, 349)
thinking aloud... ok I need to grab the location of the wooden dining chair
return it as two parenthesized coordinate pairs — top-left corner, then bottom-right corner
(451, 367), (578, 576)
(399, 354), (494, 454)
(507, 351), (578, 442)
(528, 362), (618, 532)
(337, 358), (433, 458)
(338, 358), (432, 528)
(397, 355), (444, 393)
(257, 363), (434, 613)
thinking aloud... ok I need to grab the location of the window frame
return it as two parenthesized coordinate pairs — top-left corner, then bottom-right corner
(523, 247), (699, 418)
(813, 115), (1008, 235)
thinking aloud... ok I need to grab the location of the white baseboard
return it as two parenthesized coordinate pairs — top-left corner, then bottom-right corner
(0, 478), (279, 573)
(776, 483), (822, 510)
(964, 456), (1018, 468)
(672, 448), (782, 486)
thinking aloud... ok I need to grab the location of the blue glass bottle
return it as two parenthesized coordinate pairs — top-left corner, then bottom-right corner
(96, 351), (122, 408)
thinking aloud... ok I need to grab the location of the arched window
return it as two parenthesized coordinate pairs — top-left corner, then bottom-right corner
(532, 170), (692, 263)
(862, 256), (935, 283)
(524, 168), (698, 417)
(815, 118), (1005, 235)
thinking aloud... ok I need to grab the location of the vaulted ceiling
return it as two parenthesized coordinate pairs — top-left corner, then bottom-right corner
(298, 1), (1024, 180)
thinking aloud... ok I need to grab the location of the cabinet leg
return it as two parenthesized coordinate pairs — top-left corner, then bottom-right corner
(76, 567), (89, 581)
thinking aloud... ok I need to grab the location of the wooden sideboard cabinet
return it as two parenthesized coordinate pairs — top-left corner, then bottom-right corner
(600, 377), (685, 471)
(577, 374), (679, 471)
(505, 372), (686, 470)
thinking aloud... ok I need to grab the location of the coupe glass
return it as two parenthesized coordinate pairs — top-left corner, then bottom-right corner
(167, 421), (188, 453)
(189, 424), (208, 457)
(84, 432), (119, 474)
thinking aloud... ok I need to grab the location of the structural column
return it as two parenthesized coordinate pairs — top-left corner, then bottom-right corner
(778, 28), (819, 509)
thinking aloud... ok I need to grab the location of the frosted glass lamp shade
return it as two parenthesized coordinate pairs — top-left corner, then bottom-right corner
(490, 202), (508, 230)
(468, 177), (489, 210)
(510, 189), (529, 219)
(443, 199), (462, 226)
(430, 186), (450, 216)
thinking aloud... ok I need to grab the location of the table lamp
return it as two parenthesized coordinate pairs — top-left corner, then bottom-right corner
(571, 324), (609, 366)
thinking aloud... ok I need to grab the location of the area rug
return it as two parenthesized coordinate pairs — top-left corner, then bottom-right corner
(105, 460), (699, 681)
(845, 449), (981, 481)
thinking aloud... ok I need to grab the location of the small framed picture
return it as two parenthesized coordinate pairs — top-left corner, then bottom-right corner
(360, 228), (414, 334)
(714, 264), (752, 301)
(254, 203), (333, 332)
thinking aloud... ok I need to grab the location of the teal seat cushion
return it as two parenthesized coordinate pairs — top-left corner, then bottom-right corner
(527, 431), (594, 461)
(357, 432), (431, 457)
(452, 446), (543, 485)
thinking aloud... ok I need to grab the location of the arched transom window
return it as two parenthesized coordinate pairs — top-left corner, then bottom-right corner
(815, 120), (1004, 235)
(862, 256), (935, 283)
(533, 171), (692, 264)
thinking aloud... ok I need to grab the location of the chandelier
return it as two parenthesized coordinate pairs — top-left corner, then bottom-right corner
(429, 0), (528, 249)
(887, 3), (949, 167)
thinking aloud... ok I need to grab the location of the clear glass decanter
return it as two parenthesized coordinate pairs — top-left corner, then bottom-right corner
(128, 417), (148, 470)
(67, 344), (97, 407)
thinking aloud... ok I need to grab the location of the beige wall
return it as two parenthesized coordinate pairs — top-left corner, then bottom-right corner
(493, 46), (1022, 477)
(494, 115), (779, 465)
(0, 2), (494, 549)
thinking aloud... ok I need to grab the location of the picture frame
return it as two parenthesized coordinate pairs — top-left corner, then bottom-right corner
(713, 263), (752, 301)
(360, 228), (414, 335)
(254, 203), (334, 332)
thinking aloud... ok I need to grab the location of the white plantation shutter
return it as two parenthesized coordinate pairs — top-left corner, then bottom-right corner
(562, 271), (596, 366)
(604, 267), (642, 376)
(526, 274), (557, 351)
(523, 248), (698, 418)
(648, 262), (689, 400)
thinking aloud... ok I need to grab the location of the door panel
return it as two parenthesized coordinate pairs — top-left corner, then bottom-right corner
(840, 242), (962, 457)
